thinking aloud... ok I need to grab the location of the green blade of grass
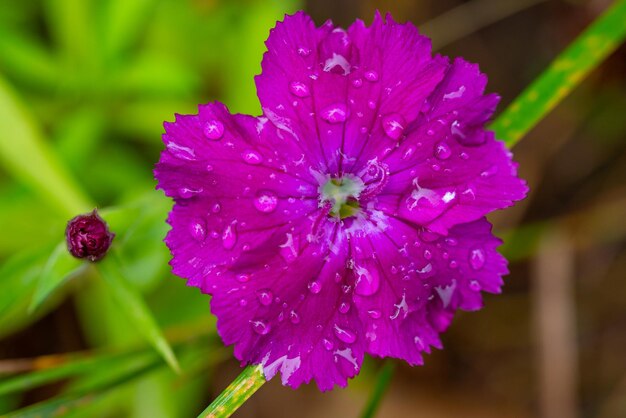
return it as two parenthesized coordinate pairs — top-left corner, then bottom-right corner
(491, 0), (626, 147)
(197, 365), (265, 418)
(360, 362), (396, 418)
(96, 255), (180, 373)
(0, 75), (92, 217)
(28, 241), (83, 313)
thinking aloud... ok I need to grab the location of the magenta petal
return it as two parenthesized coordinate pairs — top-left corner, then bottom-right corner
(352, 217), (507, 364)
(211, 223), (365, 391)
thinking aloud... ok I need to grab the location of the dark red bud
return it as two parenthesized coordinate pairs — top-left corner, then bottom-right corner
(66, 209), (114, 262)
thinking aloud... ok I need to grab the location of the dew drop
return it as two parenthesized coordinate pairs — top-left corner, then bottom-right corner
(297, 46), (311, 56)
(212, 203), (221, 213)
(333, 324), (356, 344)
(222, 223), (237, 250)
(460, 151), (469, 160)
(423, 249), (432, 260)
(242, 150), (263, 165)
(481, 165), (499, 177)
(257, 289), (273, 306)
(178, 187), (202, 198)
(354, 265), (380, 296)
(320, 103), (348, 123)
(364, 70), (379, 82)
(434, 141), (452, 160)
(469, 280), (481, 291)
(289, 310), (301, 324)
(206, 164), (214, 172)
(251, 320), (270, 335)
(469, 248), (486, 270)
(351, 78), (363, 88)
(289, 81), (310, 98)
(382, 113), (406, 140)
(203, 120), (224, 140)
(367, 100), (376, 109)
(414, 336), (424, 350)
(367, 309), (381, 319)
(323, 338), (334, 350)
(339, 302), (350, 314)
(236, 274), (250, 283)
(239, 299), (248, 307)
(308, 281), (322, 294)
(254, 190), (278, 213)
(189, 219), (206, 241)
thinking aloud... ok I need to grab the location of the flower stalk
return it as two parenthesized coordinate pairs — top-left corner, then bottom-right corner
(197, 365), (265, 418)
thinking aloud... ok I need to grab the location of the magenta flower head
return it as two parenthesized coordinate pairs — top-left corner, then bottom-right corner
(66, 209), (115, 262)
(155, 12), (527, 390)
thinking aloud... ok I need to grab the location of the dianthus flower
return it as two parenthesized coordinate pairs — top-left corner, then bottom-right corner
(155, 12), (527, 390)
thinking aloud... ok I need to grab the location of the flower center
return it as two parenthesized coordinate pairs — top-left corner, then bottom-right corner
(320, 175), (364, 219)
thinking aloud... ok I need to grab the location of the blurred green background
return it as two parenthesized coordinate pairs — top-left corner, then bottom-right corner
(0, 0), (625, 417)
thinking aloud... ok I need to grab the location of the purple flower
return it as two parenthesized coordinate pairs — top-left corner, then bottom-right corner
(155, 12), (527, 390)
(66, 209), (115, 262)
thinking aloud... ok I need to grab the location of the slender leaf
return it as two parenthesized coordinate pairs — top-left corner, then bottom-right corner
(197, 365), (265, 418)
(360, 362), (395, 418)
(96, 256), (180, 373)
(0, 75), (92, 217)
(491, 0), (626, 147)
(28, 241), (83, 313)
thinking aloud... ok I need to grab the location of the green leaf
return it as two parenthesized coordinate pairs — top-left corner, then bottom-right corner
(491, 0), (626, 147)
(96, 256), (180, 373)
(28, 241), (83, 313)
(0, 28), (61, 90)
(196, 365), (265, 418)
(360, 362), (395, 418)
(0, 75), (92, 217)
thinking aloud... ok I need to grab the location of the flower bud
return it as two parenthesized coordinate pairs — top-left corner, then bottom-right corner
(66, 209), (114, 261)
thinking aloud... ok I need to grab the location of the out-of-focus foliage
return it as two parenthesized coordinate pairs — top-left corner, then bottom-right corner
(0, 0), (299, 416)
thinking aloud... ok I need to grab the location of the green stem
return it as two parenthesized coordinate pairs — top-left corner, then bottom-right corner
(360, 361), (396, 418)
(491, 0), (626, 147)
(197, 365), (265, 418)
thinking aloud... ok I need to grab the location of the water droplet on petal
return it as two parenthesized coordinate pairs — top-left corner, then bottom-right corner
(382, 113), (406, 140)
(236, 274), (250, 283)
(481, 165), (499, 177)
(414, 336), (424, 350)
(289, 310), (300, 324)
(206, 164), (214, 172)
(242, 150), (263, 165)
(469, 280), (481, 291)
(203, 120), (224, 140)
(257, 289), (273, 306)
(351, 78), (363, 88)
(339, 302), (350, 314)
(212, 203), (221, 213)
(297, 46), (311, 56)
(424, 249), (432, 260)
(251, 320), (270, 335)
(323, 338), (334, 350)
(333, 324), (356, 344)
(254, 190), (278, 213)
(354, 265), (380, 296)
(469, 248), (486, 270)
(189, 219), (206, 241)
(289, 81), (310, 97)
(367, 309), (381, 319)
(308, 281), (322, 294)
(320, 104), (347, 123)
(239, 298), (248, 307)
(364, 70), (379, 82)
(434, 141), (452, 160)
(222, 224), (237, 250)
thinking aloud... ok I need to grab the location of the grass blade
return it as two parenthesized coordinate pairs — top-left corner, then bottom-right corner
(360, 362), (395, 418)
(96, 255), (180, 373)
(28, 241), (83, 313)
(197, 365), (265, 418)
(0, 75), (92, 217)
(491, 0), (626, 147)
